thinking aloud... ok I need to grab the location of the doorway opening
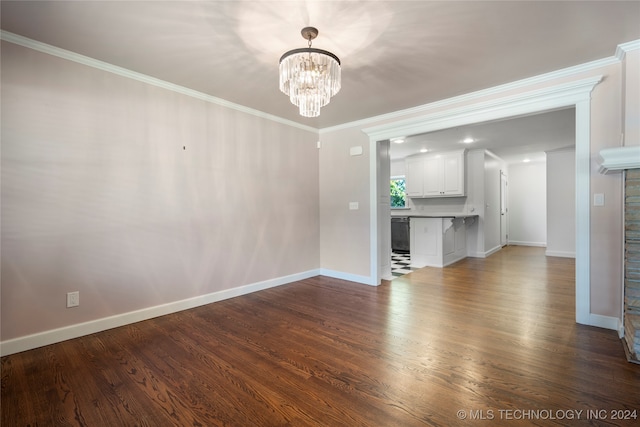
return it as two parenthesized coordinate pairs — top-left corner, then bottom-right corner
(386, 109), (576, 276)
(365, 76), (601, 326)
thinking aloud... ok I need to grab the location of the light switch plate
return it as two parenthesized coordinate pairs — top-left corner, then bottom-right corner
(594, 193), (605, 206)
(349, 202), (359, 210)
(349, 146), (363, 156)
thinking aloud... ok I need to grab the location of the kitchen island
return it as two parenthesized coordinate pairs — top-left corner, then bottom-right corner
(402, 214), (478, 268)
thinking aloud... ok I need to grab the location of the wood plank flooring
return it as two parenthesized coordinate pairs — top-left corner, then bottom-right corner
(2, 246), (639, 426)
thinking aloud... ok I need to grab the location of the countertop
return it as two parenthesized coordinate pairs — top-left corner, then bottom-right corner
(391, 214), (478, 219)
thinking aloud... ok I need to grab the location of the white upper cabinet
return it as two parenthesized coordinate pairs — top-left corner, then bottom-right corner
(405, 157), (426, 197)
(422, 156), (442, 196)
(441, 151), (464, 195)
(405, 149), (465, 198)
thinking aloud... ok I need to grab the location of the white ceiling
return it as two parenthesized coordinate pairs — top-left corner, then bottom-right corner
(1, 1), (638, 162)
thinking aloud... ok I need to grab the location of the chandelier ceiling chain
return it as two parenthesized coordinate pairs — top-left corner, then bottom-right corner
(279, 27), (341, 118)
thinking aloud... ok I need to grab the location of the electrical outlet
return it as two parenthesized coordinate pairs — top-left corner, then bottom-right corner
(67, 291), (79, 308)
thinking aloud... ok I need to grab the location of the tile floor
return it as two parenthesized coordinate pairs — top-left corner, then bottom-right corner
(391, 252), (413, 278)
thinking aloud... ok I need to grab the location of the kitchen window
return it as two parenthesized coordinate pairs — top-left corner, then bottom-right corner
(391, 177), (407, 208)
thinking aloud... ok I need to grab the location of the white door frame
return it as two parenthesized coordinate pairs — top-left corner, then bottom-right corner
(364, 76), (602, 326)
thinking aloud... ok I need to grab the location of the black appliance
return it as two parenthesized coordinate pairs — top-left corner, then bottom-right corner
(391, 217), (410, 253)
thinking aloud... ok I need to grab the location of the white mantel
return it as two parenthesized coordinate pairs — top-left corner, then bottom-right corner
(599, 146), (640, 174)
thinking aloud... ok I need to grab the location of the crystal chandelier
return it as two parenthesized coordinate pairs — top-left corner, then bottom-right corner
(279, 27), (341, 118)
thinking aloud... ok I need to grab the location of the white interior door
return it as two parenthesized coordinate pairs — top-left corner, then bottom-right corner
(500, 170), (508, 246)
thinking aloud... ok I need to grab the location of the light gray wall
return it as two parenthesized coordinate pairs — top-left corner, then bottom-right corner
(546, 148), (576, 257)
(319, 128), (371, 277)
(624, 46), (640, 146)
(507, 162), (547, 246)
(1, 42), (320, 341)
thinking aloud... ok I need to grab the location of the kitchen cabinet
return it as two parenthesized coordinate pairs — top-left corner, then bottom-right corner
(405, 150), (465, 198)
(405, 157), (426, 197)
(409, 216), (475, 268)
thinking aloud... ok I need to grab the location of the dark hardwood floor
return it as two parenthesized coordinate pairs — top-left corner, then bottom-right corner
(2, 246), (639, 426)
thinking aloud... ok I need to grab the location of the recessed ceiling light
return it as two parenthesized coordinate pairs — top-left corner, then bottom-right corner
(523, 158), (531, 163)
(420, 148), (428, 153)
(462, 137), (475, 144)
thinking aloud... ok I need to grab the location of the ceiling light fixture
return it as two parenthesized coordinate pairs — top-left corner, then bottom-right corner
(462, 137), (475, 144)
(279, 27), (341, 118)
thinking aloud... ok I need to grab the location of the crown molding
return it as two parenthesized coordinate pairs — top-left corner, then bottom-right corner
(0, 31), (318, 134)
(361, 76), (602, 142)
(615, 39), (640, 59)
(321, 41), (639, 135)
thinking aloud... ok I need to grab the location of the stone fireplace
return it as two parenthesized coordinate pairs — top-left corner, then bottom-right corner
(624, 169), (640, 362)
(601, 146), (640, 363)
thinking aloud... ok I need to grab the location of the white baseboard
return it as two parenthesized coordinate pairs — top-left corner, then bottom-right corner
(0, 269), (321, 357)
(319, 269), (375, 286)
(466, 247), (497, 259)
(618, 318), (625, 339)
(488, 246), (502, 257)
(545, 250), (576, 258)
(509, 241), (546, 247)
(586, 313), (621, 332)
(443, 254), (467, 267)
